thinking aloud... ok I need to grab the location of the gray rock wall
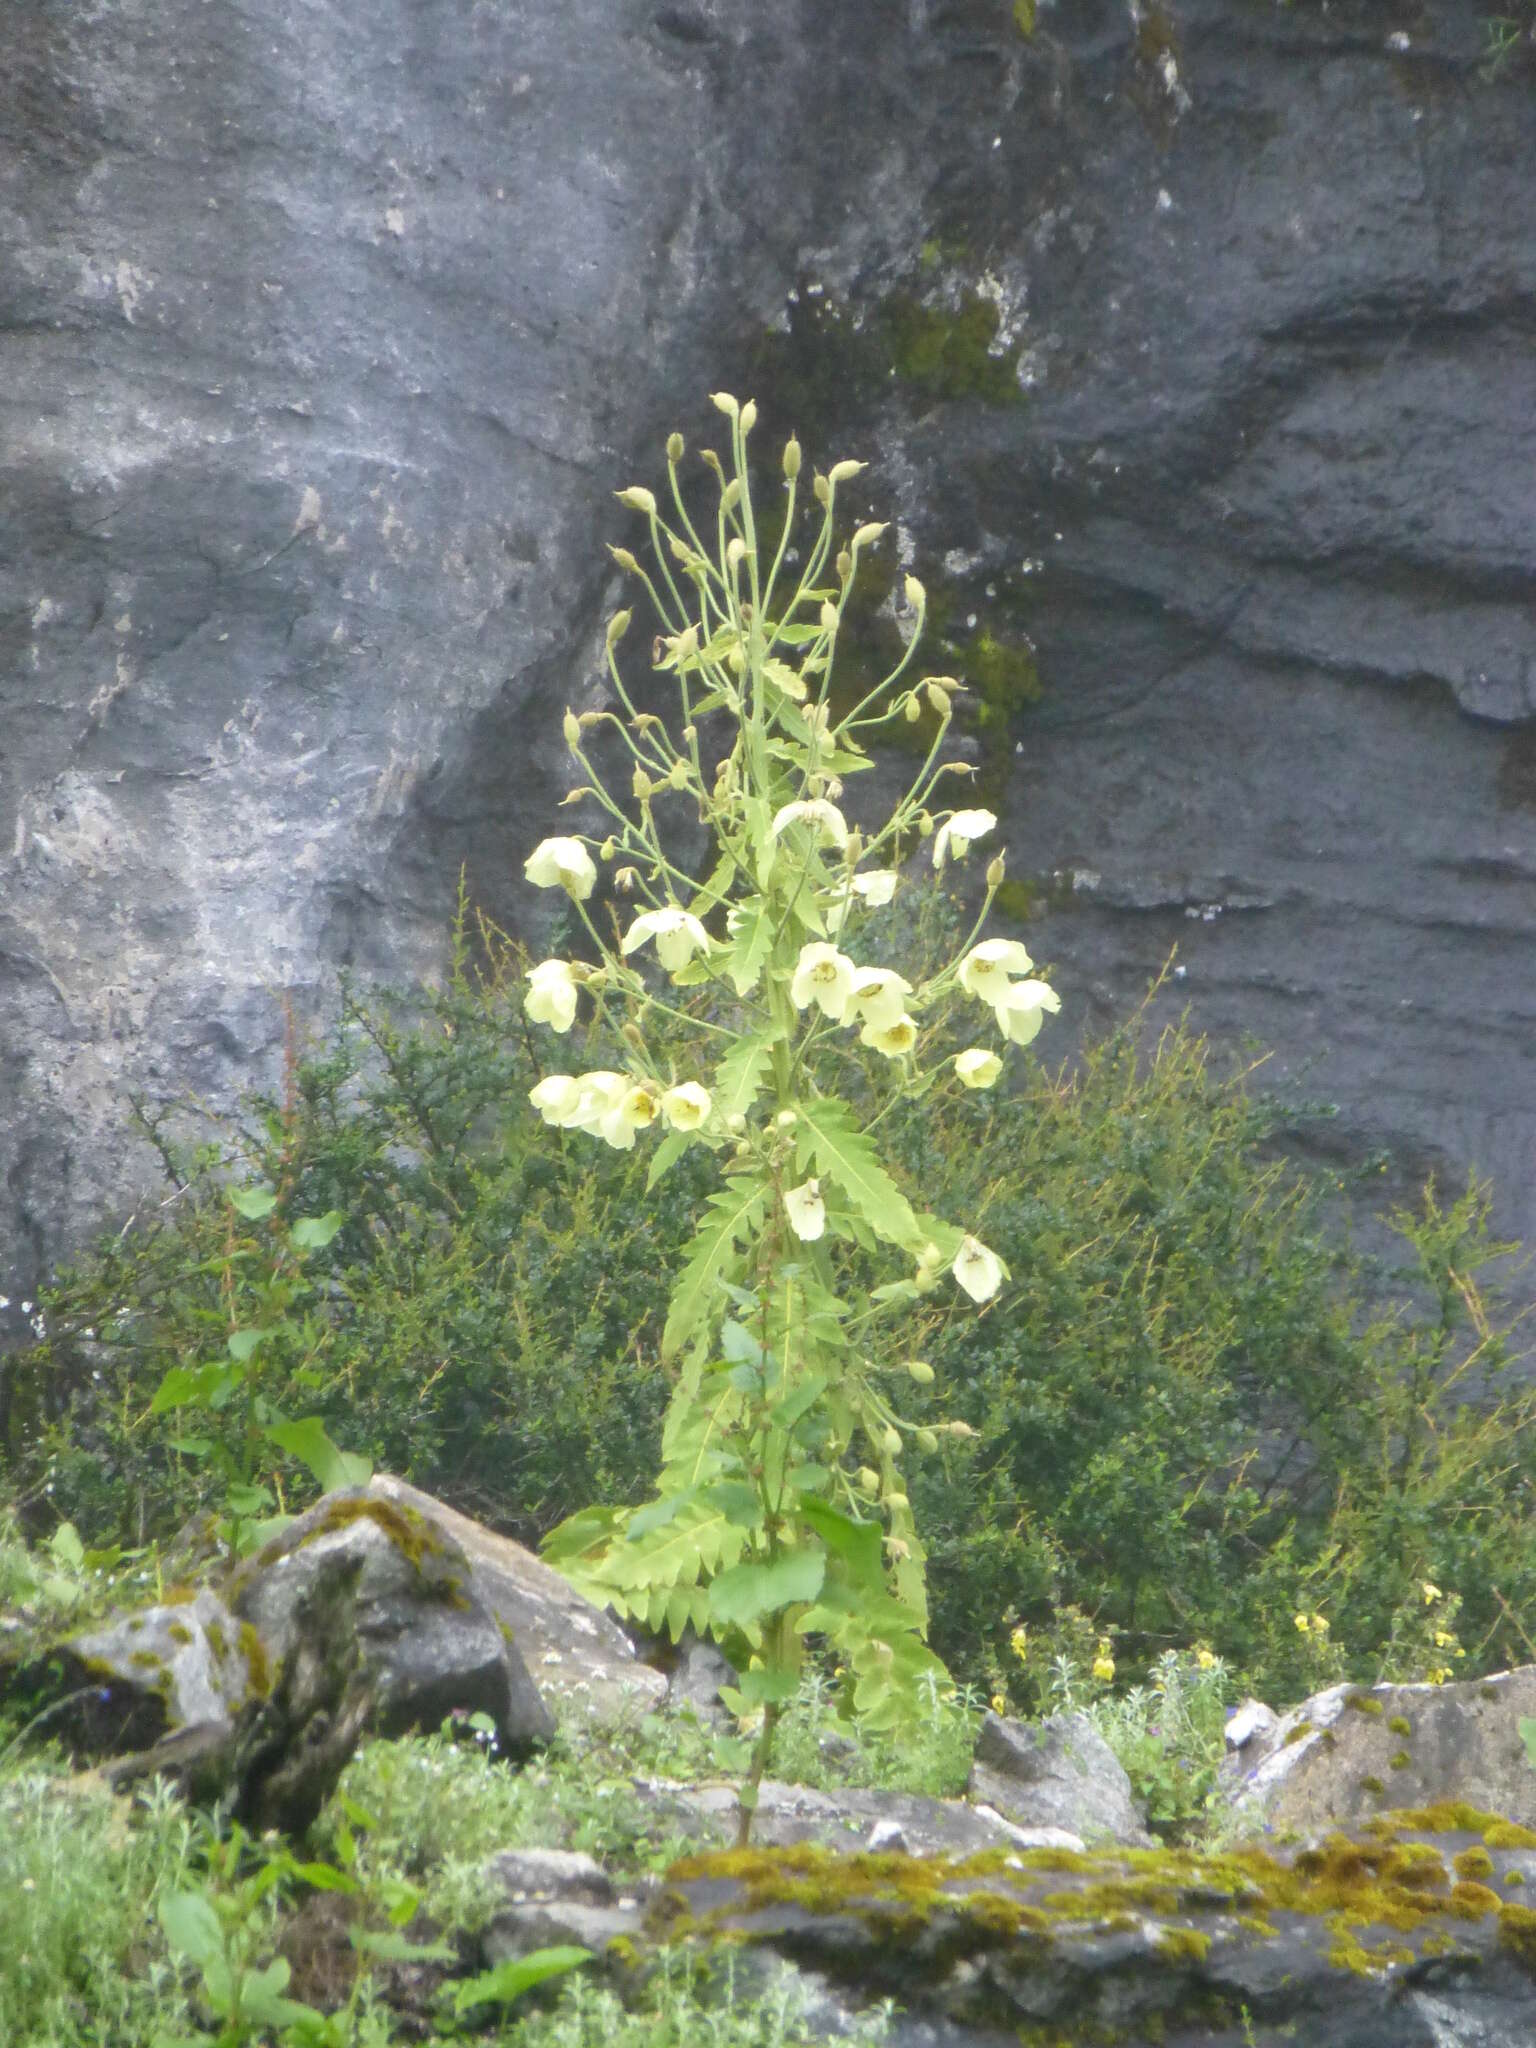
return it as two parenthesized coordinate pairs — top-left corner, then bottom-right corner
(3, 0), (1533, 1300)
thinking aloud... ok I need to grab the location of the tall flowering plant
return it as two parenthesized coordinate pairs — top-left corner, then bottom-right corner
(528, 395), (1058, 1835)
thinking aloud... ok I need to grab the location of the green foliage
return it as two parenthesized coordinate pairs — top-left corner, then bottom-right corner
(506, 1948), (892, 2048)
(1082, 1649), (1235, 1842)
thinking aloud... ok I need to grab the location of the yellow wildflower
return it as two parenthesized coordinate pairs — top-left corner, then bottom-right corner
(1421, 1581), (1443, 1606)
(1195, 1647), (1218, 1671)
(1009, 1626), (1029, 1664)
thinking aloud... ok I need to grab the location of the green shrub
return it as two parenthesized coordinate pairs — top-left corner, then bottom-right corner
(7, 907), (1535, 1711)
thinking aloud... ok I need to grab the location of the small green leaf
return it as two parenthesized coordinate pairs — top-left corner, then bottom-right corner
(47, 1522), (84, 1570)
(647, 1131), (691, 1190)
(265, 1418), (372, 1493)
(229, 1186), (278, 1220)
(708, 1548), (826, 1628)
(290, 1210), (345, 1251)
(626, 1490), (698, 1542)
(452, 1947), (592, 2014)
(227, 1326), (275, 1363)
(770, 1374), (827, 1431)
(156, 1888), (223, 1969)
(149, 1361), (242, 1415)
(350, 1926), (457, 1964)
(721, 1665), (801, 1709)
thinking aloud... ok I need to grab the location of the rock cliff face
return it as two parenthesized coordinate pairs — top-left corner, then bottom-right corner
(3, 0), (1533, 1298)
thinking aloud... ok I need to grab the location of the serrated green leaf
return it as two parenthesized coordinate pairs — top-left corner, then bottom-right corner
(541, 1504), (628, 1567)
(661, 1177), (767, 1360)
(712, 1030), (778, 1121)
(708, 1548), (825, 1628)
(722, 896), (776, 996)
(626, 1489), (698, 1542)
(796, 1097), (920, 1249)
(699, 1479), (765, 1527)
(770, 1374), (827, 1431)
(795, 1497), (884, 1582)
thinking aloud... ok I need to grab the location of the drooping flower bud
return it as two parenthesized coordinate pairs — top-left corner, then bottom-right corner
(606, 609), (632, 647)
(904, 692), (922, 724)
(819, 601), (838, 631)
(726, 536), (747, 570)
(711, 391), (740, 418)
(607, 545), (640, 574)
(880, 1425), (902, 1456)
(739, 399), (757, 434)
(906, 1359), (935, 1385)
(925, 681), (950, 717)
(720, 478), (742, 511)
(904, 573), (926, 609)
(915, 1427), (939, 1454)
(616, 486), (656, 515)
(852, 521), (887, 550)
(828, 459), (865, 485)
(857, 1467), (880, 1496)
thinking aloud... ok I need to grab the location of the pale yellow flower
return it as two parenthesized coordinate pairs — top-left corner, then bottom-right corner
(1009, 1626), (1029, 1663)
(1195, 1647), (1218, 1672)
(783, 1177), (827, 1242)
(953, 1235), (1005, 1304)
(851, 869), (898, 907)
(859, 1013), (918, 1058)
(528, 1074), (586, 1127)
(659, 1082), (711, 1131)
(847, 966), (913, 1031)
(1092, 1641), (1116, 1684)
(1421, 1581), (1443, 1606)
(931, 807), (997, 869)
(956, 939), (1034, 1005)
(524, 835), (597, 900)
(954, 1048), (1003, 1090)
(621, 905), (711, 972)
(991, 1693), (1007, 1715)
(595, 1081), (659, 1151)
(790, 942), (856, 1021)
(994, 979), (1061, 1047)
(770, 798), (849, 850)
(524, 958), (580, 1034)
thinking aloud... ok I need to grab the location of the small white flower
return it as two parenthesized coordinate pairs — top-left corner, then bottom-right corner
(596, 1082), (660, 1151)
(957, 939), (1034, 1005)
(770, 798), (850, 850)
(783, 1178), (827, 1242)
(524, 835), (598, 900)
(859, 1013), (918, 1057)
(529, 1074), (586, 1127)
(953, 1235), (1005, 1303)
(954, 1048), (1003, 1089)
(620, 905), (712, 972)
(524, 958), (579, 1034)
(790, 941), (856, 1021)
(994, 979), (1061, 1046)
(847, 966), (913, 1031)
(660, 1081), (711, 1131)
(931, 808), (997, 869)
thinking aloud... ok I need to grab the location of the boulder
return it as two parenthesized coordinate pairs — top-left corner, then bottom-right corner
(656, 1810), (1536, 2047)
(1223, 1667), (1536, 1840)
(228, 1488), (555, 1755)
(363, 1475), (665, 1730)
(1, 1582), (258, 1758)
(967, 1710), (1151, 1847)
(627, 1776), (1048, 1861)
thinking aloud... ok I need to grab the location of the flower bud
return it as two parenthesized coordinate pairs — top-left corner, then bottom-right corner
(682, 724), (697, 745)
(819, 601), (839, 631)
(986, 853), (1005, 889)
(558, 786), (592, 806)
(904, 692), (922, 724)
(632, 765), (652, 802)
(606, 609), (632, 647)
(906, 1359), (935, 1385)
(783, 435), (802, 480)
(915, 1427), (939, 1454)
(835, 549), (852, 583)
(857, 1467), (880, 1496)
(599, 838), (617, 860)
(711, 391), (740, 418)
(828, 459), (866, 484)
(701, 448), (724, 478)
(721, 478), (742, 511)
(925, 680), (950, 717)
(617, 486), (656, 515)
(666, 431), (685, 462)
(668, 758), (690, 790)
(904, 573), (926, 609)
(845, 828), (864, 864)
(726, 536), (747, 570)
(614, 866), (638, 892)
(776, 1109), (797, 1128)
(884, 1491), (910, 1512)
(916, 811), (934, 837)
(852, 521), (887, 550)
(580, 711), (605, 729)
(623, 1021), (645, 1049)
(726, 1112), (747, 1134)
(813, 472), (830, 506)
(563, 710), (581, 749)
(944, 1421), (977, 1440)
(739, 399), (757, 433)
(607, 545), (640, 574)
(881, 1425), (902, 1456)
